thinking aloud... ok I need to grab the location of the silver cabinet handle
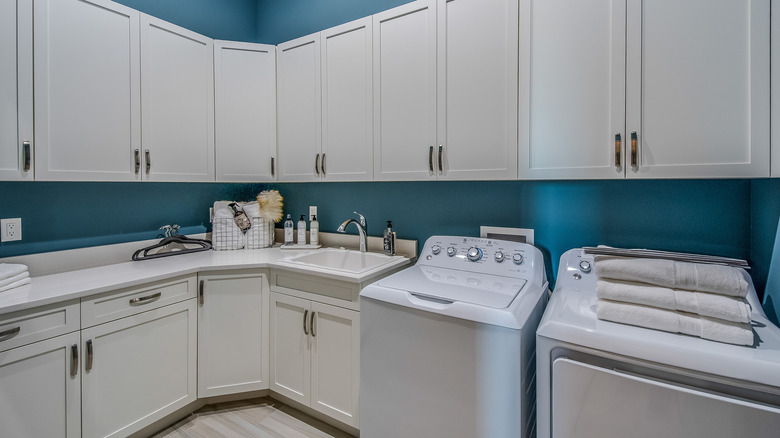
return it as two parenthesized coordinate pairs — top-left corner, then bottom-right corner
(0, 326), (20, 340)
(310, 311), (316, 337)
(438, 145), (443, 175)
(199, 280), (205, 306)
(315, 154), (320, 176)
(428, 146), (434, 173)
(321, 153), (326, 176)
(145, 149), (151, 174)
(271, 157), (275, 177)
(614, 133), (622, 171)
(129, 292), (161, 306)
(303, 309), (309, 335)
(22, 141), (31, 172)
(71, 344), (78, 377)
(630, 131), (638, 171)
(134, 149), (141, 174)
(86, 339), (93, 371)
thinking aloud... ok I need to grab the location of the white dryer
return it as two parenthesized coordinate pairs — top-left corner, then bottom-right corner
(537, 249), (780, 438)
(360, 236), (549, 438)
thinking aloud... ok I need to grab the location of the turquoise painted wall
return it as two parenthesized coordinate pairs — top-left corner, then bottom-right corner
(751, 179), (780, 323)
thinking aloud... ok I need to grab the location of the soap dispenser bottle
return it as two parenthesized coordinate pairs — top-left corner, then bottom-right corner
(284, 214), (294, 245)
(310, 215), (319, 246)
(297, 215), (307, 245)
(383, 221), (395, 255)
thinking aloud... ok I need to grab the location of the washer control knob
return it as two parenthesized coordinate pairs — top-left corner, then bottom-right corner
(512, 253), (524, 265)
(431, 245), (442, 255)
(466, 247), (483, 262)
(579, 260), (592, 273)
(447, 246), (457, 257)
(494, 251), (505, 263)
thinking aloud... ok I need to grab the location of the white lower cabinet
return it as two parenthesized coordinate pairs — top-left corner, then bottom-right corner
(198, 271), (270, 397)
(270, 291), (360, 428)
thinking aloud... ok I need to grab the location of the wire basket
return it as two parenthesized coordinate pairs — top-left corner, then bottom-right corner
(213, 217), (274, 250)
(246, 217), (274, 249)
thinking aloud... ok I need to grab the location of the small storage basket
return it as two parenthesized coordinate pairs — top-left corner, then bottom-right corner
(212, 201), (275, 250)
(246, 217), (274, 249)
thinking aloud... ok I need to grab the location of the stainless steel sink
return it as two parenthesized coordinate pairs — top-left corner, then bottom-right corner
(280, 248), (407, 274)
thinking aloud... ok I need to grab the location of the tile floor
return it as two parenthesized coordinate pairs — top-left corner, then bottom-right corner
(150, 397), (355, 438)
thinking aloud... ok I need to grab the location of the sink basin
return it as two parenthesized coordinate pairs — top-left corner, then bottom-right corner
(280, 248), (407, 275)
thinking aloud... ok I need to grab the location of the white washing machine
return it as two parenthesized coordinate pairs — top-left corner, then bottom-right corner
(360, 236), (548, 438)
(537, 249), (780, 438)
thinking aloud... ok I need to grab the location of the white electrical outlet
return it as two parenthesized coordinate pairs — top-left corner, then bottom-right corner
(1, 218), (22, 242)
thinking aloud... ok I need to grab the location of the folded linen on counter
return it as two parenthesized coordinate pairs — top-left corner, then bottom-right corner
(0, 263), (27, 281)
(0, 271), (29, 289)
(0, 276), (31, 293)
(596, 299), (754, 346)
(597, 279), (752, 323)
(594, 256), (748, 297)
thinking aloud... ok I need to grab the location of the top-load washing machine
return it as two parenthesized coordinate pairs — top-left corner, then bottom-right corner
(537, 249), (780, 438)
(360, 236), (549, 438)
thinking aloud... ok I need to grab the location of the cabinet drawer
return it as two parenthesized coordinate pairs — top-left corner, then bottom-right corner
(270, 269), (359, 302)
(0, 300), (80, 353)
(81, 275), (196, 328)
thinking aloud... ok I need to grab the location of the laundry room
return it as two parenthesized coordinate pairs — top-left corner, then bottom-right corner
(1, 0), (780, 437)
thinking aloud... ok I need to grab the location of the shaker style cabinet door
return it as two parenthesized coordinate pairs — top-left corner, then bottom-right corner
(277, 33), (321, 182)
(373, 0), (437, 181)
(33, 0), (141, 181)
(140, 15), (215, 182)
(321, 17), (374, 181)
(0, 0), (33, 181)
(625, 0), (769, 178)
(518, 0), (626, 179)
(269, 292), (312, 405)
(774, 0), (780, 177)
(436, 0), (518, 180)
(214, 41), (277, 182)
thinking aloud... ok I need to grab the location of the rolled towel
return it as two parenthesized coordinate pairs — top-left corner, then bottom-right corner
(0, 263), (27, 281)
(594, 256), (748, 297)
(0, 276), (31, 293)
(0, 271), (29, 289)
(596, 299), (754, 346)
(597, 279), (752, 323)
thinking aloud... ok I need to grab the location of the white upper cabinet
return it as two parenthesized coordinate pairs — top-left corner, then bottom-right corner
(373, 0), (437, 180)
(140, 15), (215, 182)
(520, 0), (770, 179)
(214, 41), (277, 182)
(34, 0), (141, 181)
(277, 33), (322, 182)
(436, 0), (518, 180)
(321, 17), (374, 181)
(770, 0), (779, 177)
(0, 0), (33, 181)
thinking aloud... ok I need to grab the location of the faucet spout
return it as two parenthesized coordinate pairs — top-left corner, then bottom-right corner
(337, 218), (368, 252)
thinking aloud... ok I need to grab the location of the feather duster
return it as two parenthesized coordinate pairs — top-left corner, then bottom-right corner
(257, 190), (283, 223)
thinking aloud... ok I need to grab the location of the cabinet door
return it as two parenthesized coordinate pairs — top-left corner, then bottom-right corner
(269, 292), (311, 405)
(518, 0), (626, 179)
(772, 0), (779, 177)
(437, 0), (518, 180)
(277, 33), (321, 182)
(321, 18), (373, 181)
(0, 332), (80, 438)
(0, 0), (32, 181)
(310, 302), (360, 428)
(34, 0), (141, 181)
(81, 300), (196, 438)
(373, 0), (437, 180)
(140, 15), (214, 182)
(214, 41), (277, 182)
(625, 0), (770, 178)
(198, 272), (269, 397)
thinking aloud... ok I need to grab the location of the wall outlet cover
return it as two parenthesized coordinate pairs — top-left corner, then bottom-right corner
(1, 218), (22, 242)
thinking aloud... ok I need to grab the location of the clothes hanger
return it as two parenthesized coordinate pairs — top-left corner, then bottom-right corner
(132, 225), (213, 261)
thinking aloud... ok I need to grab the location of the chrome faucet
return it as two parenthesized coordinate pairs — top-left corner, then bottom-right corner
(337, 211), (368, 252)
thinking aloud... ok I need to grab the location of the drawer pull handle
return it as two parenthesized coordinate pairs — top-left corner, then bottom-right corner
(271, 157), (275, 177)
(310, 311), (316, 337)
(438, 145), (444, 176)
(145, 149), (151, 174)
(428, 146), (434, 173)
(614, 133), (622, 171)
(199, 280), (205, 306)
(303, 309), (309, 335)
(0, 326), (21, 340)
(321, 153), (326, 176)
(630, 131), (638, 170)
(86, 339), (93, 371)
(23, 141), (31, 172)
(129, 292), (162, 306)
(315, 154), (321, 176)
(134, 148), (141, 174)
(71, 344), (78, 377)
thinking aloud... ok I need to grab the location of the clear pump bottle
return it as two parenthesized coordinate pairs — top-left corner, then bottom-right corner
(284, 214), (294, 245)
(310, 215), (319, 246)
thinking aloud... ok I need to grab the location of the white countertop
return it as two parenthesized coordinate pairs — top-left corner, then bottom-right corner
(0, 246), (411, 316)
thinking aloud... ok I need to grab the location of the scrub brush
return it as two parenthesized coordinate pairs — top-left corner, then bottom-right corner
(257, 190), (283, 223)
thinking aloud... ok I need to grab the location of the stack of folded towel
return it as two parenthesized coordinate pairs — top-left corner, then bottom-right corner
(0, 263), (31, 293)
(594, 256), (755, 346)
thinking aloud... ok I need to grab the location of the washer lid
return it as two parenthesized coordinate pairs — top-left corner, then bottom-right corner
(374, 265), (527, 309)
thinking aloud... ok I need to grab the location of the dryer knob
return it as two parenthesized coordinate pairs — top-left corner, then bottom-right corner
(431, 245), (442, 255)
(512, 253), (524, 265)
(447, 246), (457, 257)
(467, 247), (483, 262)
(494, 251), (505, 263)
(579, 260), (592, 273)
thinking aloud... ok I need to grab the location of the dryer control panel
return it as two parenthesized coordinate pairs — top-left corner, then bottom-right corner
(420, 236), (542, 278)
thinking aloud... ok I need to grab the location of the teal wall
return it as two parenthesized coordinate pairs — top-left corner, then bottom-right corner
(751, 179), (780, 322)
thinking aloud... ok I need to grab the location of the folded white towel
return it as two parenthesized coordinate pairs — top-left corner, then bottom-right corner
(594, 256), (748, 297)
(0, 277), (31, 293)
(0, 263), (28, 281)
(596, 299), (754, 346)
(0, 271), (29, 289)
(597, 279), (752, 323)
